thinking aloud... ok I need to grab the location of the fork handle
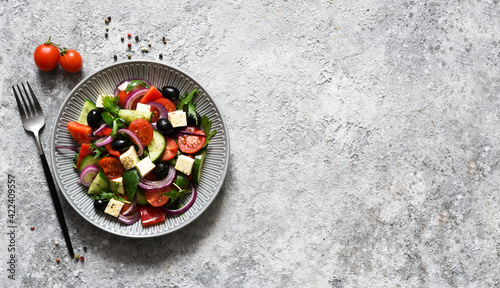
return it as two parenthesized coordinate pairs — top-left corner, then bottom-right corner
(40, 153), (75, 257)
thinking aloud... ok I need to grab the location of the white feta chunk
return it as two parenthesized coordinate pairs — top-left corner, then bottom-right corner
(175, 155), (195, 176)
(117, 81), (129, 91)
(104, 198), (124, 217)
(119, 146), (139, 170)
(110, 177), (124, 194)
(168, 110), (187, 128)
(135, 156), (156, 178)
(95, 94), (105, 108)
(136, 103), (151, 112)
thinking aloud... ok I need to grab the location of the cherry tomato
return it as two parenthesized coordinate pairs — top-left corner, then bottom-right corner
(128, 119), (154, 146)
(98, 157), (126, 179)
(161, 136), (178, 161)
(145, 188), (169, 207)
(60, 49), (82, 73)
(155, 98), (176, 113)
(34, 42), (60, 71)
(178, 126), (206, 154)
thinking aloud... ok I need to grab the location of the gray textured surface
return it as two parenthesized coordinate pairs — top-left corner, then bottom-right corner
(1, 0), (500, 287)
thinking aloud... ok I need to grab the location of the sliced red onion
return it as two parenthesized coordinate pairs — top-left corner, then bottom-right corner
(151, 122), (157, 130)
(161, 182), (197, 216)
(93, 123), (108, 136)
(55, 146), (79, 151)
(124, 88), (149, 110)
(117, 128), (143, 156)
(121, 195), (137, 216)
(146, 102), (168, 122)
(80, 165), (99, 187)
(118, 211), (140, 225)
(114, 79), (152, 96)
(138, 164), (176, 191)
(95, 135), (113, 147)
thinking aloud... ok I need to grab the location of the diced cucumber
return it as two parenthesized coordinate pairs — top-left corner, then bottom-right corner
(88, 172), (110, 195)
(117, 109), (152, 124)
(192, 150), (207, 184)
(77, 100), (97, 126)
(78, 155), (101, 174)
(136, 189), (149, 205)
(147, 130), (166, 163)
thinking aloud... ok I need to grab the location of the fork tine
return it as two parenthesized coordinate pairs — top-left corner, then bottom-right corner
(12, 85), (28, 120)
(21, 83), (35, 117)
(26, 81), (43, 115)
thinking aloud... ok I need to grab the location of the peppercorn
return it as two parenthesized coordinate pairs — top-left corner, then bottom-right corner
(106, 27), (109, 32)
(31, 227), (34, 231)
(135, 35), (139, 42)
(107, 16), (111, 21)
(128, 43), (131, 48)
(148, 42), (151, 47)
(56, 258), (60, 263)
(105, 18), (109, 24)
(145, 48), (148, 52)
(159, 53), (163, 59)
(105, 33), (108, 38)
(113, 55), (117, 61)
(163, 36), (166, 44)
(127, 54), (131, 59)
(83, 246), (87, 252)
(127, 33), (131, 38)
(55, 241), (59, 246)
(80, 256), (85, 261)
(121, 37), (124, 42)
(75, 254), (80, 260)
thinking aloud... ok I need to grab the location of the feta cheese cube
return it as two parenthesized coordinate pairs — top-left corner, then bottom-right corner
(135, 156), (156, 178)
(104, 199), (124, 217)
(168, 110), (187, 128)
(175, 155), (195, 175)
(136, 103), (151, 112)
(119, 146), (139, 170)
(110, 177), (124, 194)
(95, 94), (105, 108)
(117, 81), (129, 91)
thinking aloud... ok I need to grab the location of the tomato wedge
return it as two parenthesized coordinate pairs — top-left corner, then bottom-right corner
(139, 86), (163, 104)
(105, 143), (121, 157)
(98, 157), (126, 179)
(128, 119), (154, 146)
(139, 205), (166, 226)
(67, 121), (92, 145)
(150, 105), (160, 123)
(178, 126), (206, 154)
(161, 136), (178, 161)
(118, 90), (129, 108)
(76, 143), (92, 169)
(145, 189), (170, 207)
(155, 98), (176, 113)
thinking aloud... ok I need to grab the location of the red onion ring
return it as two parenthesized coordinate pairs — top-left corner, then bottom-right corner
(55, 146), (79, 152)
(80, 165), (99, 187)
(124, 88), (149, 110)
(93, 123), (108, 136)
(117, 128), (144, 156)
(161, 182), (197, 216)
(121, 195), (137, 216)
(95, 135), (113, 147)
(138, 164), (176, 191)
(146, 102), (168, 122)
(118, 211), (141, 225)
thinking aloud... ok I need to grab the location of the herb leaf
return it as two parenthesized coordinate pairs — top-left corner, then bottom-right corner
(102, 95), (120, 115)
(91, 191), (130, 204)
(89, 142), (107, 158)
(177, 89), (199, 123)
(161, 187), (192, 202)
(125, 80), (149, 93)
(201, 115), (217, 148)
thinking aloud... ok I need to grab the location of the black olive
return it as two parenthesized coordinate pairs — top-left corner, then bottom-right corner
(87, 108), (105, 128)
(94, 199), (108, 211)
(187, 112), (201, 126)
(161, 86), (180, 101)
(156, 118), (173, 135)
(153, 162), (170, 180)
(112, 138), (131, 153)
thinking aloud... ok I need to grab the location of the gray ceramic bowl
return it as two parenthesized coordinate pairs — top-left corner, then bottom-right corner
(51, 61), (229, 237)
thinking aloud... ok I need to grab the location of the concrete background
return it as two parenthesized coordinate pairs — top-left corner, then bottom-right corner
(1, 0), (500, 287)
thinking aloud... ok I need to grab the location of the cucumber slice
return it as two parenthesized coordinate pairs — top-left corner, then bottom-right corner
(147, 130), (166, 163)
(77, 100), (97, 126)
(192, 150), (207, 184)
(117, 109), (152, 124)
(88, 172), (110, 195)
(136, 189), (149, 205)
(78, 155), (101, 174)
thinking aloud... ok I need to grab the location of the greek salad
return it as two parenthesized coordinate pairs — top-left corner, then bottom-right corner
(58, 79), (216, 226)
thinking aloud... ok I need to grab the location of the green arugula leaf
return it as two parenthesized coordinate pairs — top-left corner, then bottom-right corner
(110, 118), (125, 139)
(89, 142), (107, 158)
(125, 80), (150, 93)
(91, 191), (131, 204)
(201, 115), (217, 148)
(177, 88), (198, 111)
(161, 187), (192, 202)
(72, 152), (79, 169)
(101, 111), (114, 127)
